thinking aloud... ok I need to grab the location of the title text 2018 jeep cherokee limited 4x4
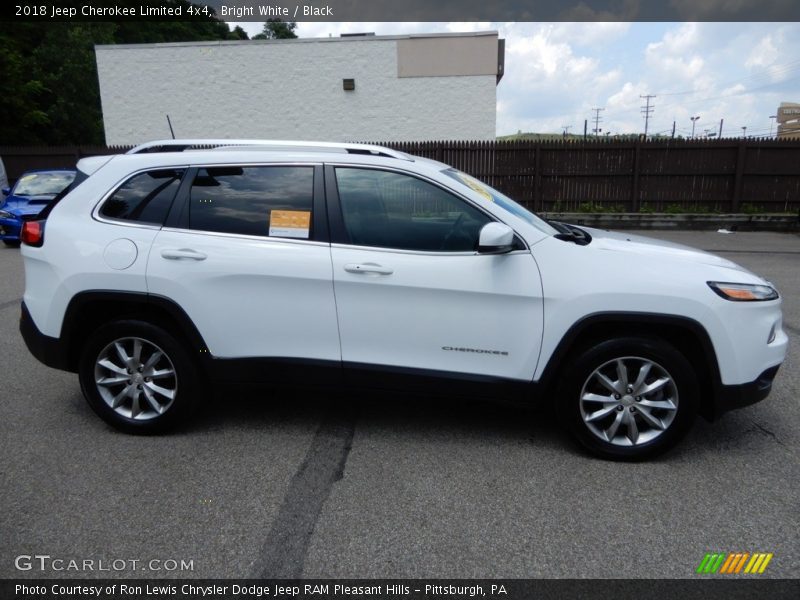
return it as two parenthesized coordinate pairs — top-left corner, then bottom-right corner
(19, 140), (787, 460)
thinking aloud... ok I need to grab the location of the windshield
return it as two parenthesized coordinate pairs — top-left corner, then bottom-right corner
(13, 171), (76, 197)
(441, 169), (557, 235)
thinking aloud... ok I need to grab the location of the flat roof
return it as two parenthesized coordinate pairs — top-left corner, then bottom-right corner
(96, 31), (498, 51)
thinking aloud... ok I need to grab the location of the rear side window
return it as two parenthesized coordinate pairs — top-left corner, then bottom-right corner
(185, 166), (314, 239)
(100, 169), (184, 225)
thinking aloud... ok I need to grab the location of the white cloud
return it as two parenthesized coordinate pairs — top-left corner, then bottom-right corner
(506, 28), (596, 78)
(607, 82), (640, 111)
(644, 23), (705, 84)
(548, 22), (631, 47)
(745, 34), (779, 70)
(444, 22), (492, 33)
(225, 20), (800, 138)
(649, 22), (700, 55)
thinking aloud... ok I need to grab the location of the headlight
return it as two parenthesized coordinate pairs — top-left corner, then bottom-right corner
(0, 210), (17, 219)
(707, 281), (779, 301)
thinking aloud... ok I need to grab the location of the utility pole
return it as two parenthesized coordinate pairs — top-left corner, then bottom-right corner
(562, 125), (572, 138)
(591, 108), (604, 136)
(640, 94), (656, 138)
(769, 115), (777, 137)
(718, 118), (723, 138)
(583, 119), (588, 140)
(741, 126), (747, 138)
(671, 121), (676, 138)
(690, 115), (700, 139)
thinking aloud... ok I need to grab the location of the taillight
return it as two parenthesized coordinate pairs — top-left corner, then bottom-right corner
(21, 220), (44, 247)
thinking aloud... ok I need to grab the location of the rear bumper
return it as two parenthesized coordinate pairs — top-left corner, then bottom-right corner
(20, 301), (73, 371)
(0, 217), (21, 240)
(713, 365), (780, 418)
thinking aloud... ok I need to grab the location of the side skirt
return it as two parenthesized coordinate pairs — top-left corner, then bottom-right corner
(208, 357), (538, 404)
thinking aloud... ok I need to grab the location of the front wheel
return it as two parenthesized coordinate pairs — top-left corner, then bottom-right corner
(557, 337), (698, 460)
(79, 320), (201, 433)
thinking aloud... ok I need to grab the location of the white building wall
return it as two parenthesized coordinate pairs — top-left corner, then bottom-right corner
(95, 38), (497, 145)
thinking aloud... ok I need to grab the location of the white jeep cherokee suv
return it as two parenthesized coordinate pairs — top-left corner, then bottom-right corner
(19, 140), (787, 460)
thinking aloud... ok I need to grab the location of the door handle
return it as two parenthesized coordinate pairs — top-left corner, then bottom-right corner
(344, 263), (394, 275)
(161, 248), (207, 261)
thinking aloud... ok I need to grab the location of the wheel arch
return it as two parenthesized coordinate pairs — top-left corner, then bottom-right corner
(60, 291), (211, 372)
(537, 312), (723, 421)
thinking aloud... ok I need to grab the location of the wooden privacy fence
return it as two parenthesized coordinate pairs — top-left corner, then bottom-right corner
(379, 139), (800, 214)
(2, 139), (799, 213)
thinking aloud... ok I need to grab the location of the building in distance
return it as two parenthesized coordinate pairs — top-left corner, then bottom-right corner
(95, 32), (505, 145)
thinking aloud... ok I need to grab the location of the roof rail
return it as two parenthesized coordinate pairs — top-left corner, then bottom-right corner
(125, 139), (413, 161)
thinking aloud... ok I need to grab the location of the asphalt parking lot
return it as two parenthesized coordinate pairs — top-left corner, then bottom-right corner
(0, 230), (798, 580)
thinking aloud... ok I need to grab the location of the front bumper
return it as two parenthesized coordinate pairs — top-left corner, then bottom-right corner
(20, 301), (73, 371)
(713, 365), (780, 418)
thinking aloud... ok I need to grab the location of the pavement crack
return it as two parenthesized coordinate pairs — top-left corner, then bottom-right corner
(250, 399), (358, 578)
(749, 421), (784, 446)
(0, 298), (21, 312)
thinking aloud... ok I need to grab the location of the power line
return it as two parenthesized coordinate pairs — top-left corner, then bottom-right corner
(640, 95), (656, 138)
(591, 107), (604, 136)
(658, 75), (800, 110)
(655, 59), (800, 97)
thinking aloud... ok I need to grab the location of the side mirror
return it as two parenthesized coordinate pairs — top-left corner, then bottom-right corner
(478, 222), (515, 254)
(1, 187), (9, 197)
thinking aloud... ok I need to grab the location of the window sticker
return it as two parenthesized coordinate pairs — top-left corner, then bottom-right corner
(269, 210), (311, 239)
(456, 173), (494, 202)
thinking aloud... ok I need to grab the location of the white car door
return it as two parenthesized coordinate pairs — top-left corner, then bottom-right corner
(146, 164), (341, 368)
(327, 166), (543, 383)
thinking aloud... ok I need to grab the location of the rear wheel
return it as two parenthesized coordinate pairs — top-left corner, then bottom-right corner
(557, 337), (698, 460)
(79, 320), (200, 433)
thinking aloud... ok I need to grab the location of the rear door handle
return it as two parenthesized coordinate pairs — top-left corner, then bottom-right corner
(344, 263), (394, 275)
(161, 248), (207, 261)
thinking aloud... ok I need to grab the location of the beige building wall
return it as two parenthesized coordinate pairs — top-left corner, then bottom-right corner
(397, 35), (500, 78)
(96, 32), (503, 145)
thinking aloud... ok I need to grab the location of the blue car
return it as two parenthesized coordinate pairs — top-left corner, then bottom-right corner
(0, 169), (77, 247)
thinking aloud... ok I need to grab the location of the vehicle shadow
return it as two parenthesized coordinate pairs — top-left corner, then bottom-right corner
(187, 384), (570, 451)
(68, 381), (787, 463)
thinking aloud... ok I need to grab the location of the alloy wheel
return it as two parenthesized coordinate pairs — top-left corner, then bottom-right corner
(93, 337), (178, 420)
(579, 356), (679, 446)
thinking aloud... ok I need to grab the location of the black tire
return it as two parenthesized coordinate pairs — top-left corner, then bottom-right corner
(79, 320), (201, 434)
(557, 336), (698, 461)
(3, 240), (21, 248)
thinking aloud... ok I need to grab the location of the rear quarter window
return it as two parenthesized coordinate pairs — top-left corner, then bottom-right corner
(100, 169), (185, 225)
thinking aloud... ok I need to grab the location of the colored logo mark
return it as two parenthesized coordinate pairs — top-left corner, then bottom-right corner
(696, 552), (774, 574)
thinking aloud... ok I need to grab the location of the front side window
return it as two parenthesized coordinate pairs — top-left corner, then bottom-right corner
(335, 168), (491, 252)
(100, 169), (184, 225)
(442, 168), (557, 235)
(186, 166), (314, 239)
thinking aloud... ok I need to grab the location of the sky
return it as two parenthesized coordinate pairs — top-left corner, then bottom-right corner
(229, 21), (800, 138)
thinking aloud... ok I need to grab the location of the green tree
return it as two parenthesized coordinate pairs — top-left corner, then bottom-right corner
(229, 26), (250, 40)
(252, 19), (298, 40)
(0, 0), (239, 145)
